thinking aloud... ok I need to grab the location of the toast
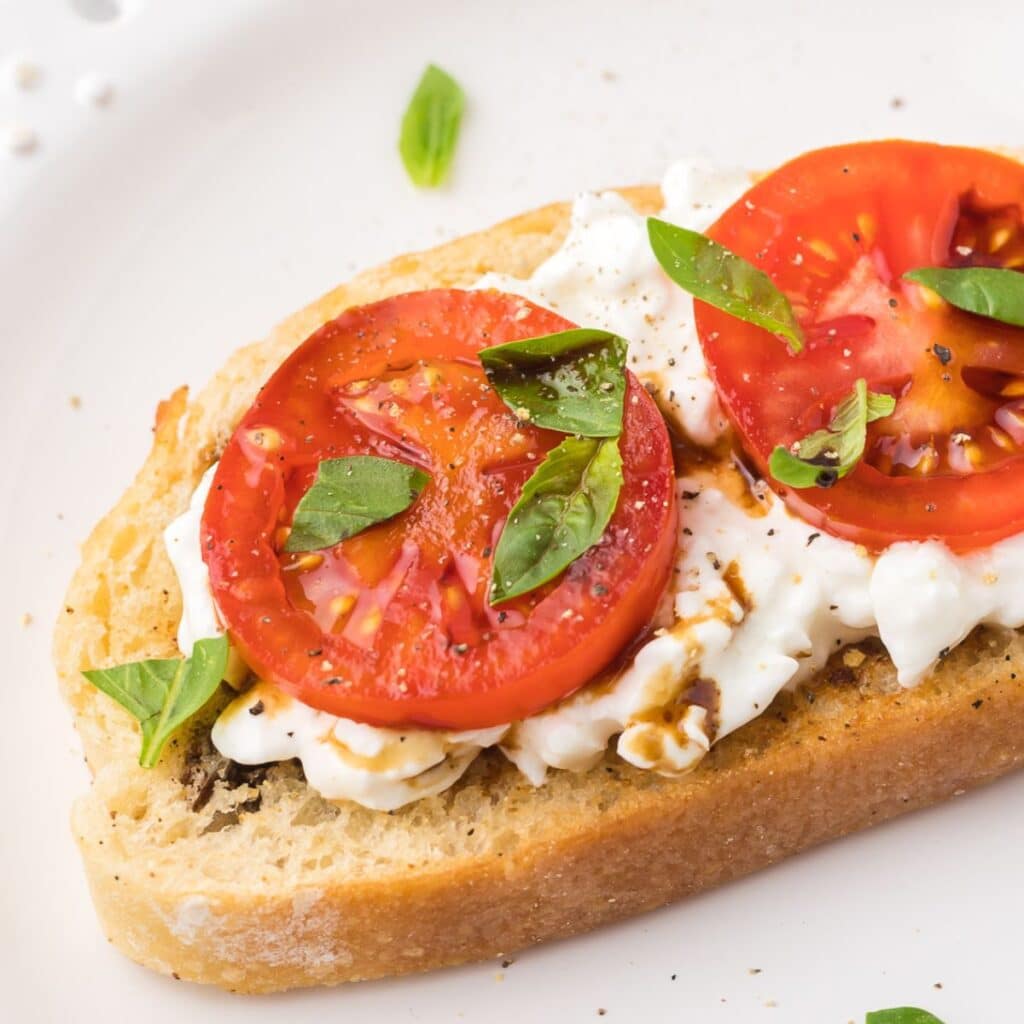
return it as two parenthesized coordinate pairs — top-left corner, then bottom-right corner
(54, 184), (1024, 993)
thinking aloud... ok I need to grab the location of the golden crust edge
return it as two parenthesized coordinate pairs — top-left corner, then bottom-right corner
(71, 649), (1024, 993)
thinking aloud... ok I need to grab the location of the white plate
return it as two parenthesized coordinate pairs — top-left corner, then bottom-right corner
(3, 1), (1023, 1020)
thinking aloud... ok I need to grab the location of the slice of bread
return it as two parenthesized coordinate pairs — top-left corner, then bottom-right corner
(54, 184), (1024, 994)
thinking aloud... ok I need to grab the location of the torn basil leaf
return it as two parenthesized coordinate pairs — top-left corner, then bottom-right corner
(648, 217), (804, 354)
(904, 265), (1024, 327)
(479, 328), (627, 437)
(83, 635), (230, 768)
(399, 63), (465, 188)
(490, 436), (622, 605)
(286, 456), (430, 553)
(865, 1009), (945, 1024)
(769, 378), (895, 489)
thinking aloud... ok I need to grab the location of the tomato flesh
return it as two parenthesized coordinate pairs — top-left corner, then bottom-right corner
(202, 289), (677, 729)
(696, 140), (1024, 551)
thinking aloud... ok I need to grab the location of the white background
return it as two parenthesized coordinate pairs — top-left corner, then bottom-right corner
(2, 0), (1023, 1020)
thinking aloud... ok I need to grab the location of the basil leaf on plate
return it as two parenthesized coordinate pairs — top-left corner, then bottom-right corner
(865, 1009), (945, 1024)
(83, 635), (230, 768)
(647, 217), (804, 354)
(479, 328), (628, 437)
(490, 436), (623, 605)
(904, 265), (1024, 326)
(769, 378), (895, 489)
(399, 63), (465, 188)
(286, 456), (430, 553)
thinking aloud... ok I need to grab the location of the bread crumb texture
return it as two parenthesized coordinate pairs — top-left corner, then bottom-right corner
(54, 187), (1024, 992)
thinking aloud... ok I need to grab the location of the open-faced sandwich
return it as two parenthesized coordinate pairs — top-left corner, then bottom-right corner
(55, 140), (1024, 992)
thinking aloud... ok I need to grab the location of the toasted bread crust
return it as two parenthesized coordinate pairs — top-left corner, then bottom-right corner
(55, 184), (1024, 993)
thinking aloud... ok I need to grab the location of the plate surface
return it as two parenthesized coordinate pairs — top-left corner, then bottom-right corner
(3, 1), (1023, 1020)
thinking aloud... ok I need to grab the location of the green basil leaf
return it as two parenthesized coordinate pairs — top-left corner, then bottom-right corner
(904, 265), (1024, 326)
(767, 445), (826, 489)
(83, 635), (230, 768)
(769, 378), (895, 489)
(286, 456), (430, 553)
(866, 390), (897, 420)
(647, 216), (804, 354)
(479, 328), (627, 437)
(866, 1008), (946, 1024)
(398, 63), (465, 188)
(491, 436), (622, 605)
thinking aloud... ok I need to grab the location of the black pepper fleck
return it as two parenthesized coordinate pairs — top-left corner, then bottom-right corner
(248, 700), (265, 716)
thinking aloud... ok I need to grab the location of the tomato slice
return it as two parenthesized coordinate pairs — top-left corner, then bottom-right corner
(202, 289), (677, 729)
(696, 140), (1024, 551)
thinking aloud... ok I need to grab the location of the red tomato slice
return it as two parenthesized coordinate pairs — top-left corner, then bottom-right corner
(202, 289), (677, 729)
(696, 140), (1024, 551)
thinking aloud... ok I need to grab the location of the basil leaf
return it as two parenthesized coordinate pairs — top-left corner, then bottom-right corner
(83, 635), (230, 768)
(767, 445), (827, 489)
(867, 390), (898, 420)
(479, 328), (627, 437)
(491, 436), (622, 605)
(866, 1008), (945, 1024)
(904, 266), (1024, 326)
(769, 378), (895, 489)
(398, 63), (465, 188)
(286, 456), (430, 553)
(647, 216), (804, 354)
